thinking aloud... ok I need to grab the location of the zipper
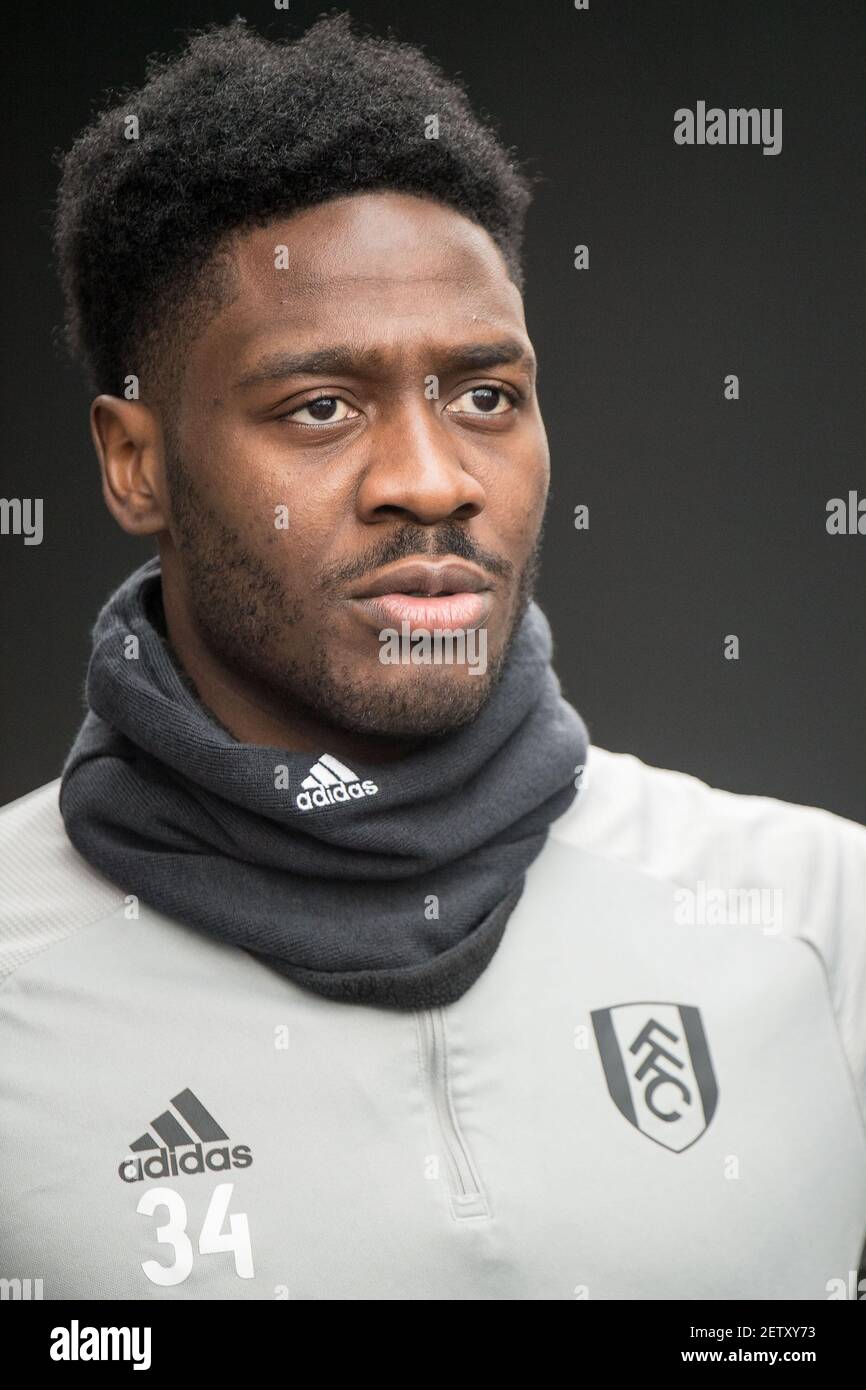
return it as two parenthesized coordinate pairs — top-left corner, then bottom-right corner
(416, 1007), (489, 1219)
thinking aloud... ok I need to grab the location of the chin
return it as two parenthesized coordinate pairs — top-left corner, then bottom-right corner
(327, 667), (497, 741)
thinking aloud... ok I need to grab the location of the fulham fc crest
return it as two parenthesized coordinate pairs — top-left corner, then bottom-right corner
(591, 1002), (718, 1152)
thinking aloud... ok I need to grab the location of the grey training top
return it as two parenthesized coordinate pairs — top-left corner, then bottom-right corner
(1, 745), (865, 1300)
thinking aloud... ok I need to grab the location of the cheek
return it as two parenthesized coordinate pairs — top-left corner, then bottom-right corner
(504, 447), (548, 537)
(198, 431), (297, 532)
(193, 438), (345, 586)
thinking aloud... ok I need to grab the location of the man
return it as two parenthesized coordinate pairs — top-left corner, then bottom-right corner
(1, 13), (864, 1301)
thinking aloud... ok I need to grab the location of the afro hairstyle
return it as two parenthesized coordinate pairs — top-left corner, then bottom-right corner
(53, 10), (534, 405)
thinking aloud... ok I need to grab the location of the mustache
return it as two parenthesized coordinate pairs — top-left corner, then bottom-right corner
(319, 523), (514, 593)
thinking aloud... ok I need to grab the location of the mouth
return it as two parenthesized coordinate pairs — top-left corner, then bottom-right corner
(347, 560), (495, 631)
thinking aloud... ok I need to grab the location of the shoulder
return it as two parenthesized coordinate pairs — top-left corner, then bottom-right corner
(0, 780), (124, 984)
(552, 745), (866, 1101)
(552, 744), (866, 900)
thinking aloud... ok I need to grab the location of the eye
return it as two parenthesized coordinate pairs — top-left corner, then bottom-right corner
(284, 395), (360, 426)
(446, 385), (518, 417)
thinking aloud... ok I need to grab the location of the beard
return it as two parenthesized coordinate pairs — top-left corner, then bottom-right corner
(163, 446), (544, 745)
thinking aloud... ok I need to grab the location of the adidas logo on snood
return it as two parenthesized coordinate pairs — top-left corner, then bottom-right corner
(296, 753), (378, 812)
(118, 1088), (252, 1184)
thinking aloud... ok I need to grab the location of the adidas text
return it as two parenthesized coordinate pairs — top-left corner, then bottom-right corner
(296, 753), (378, 811)
(118, 1142), (252, 1183)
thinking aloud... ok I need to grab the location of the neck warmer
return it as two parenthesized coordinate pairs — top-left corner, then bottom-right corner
(59, 557), (589, 1009)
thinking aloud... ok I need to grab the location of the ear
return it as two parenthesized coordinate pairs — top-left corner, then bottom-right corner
(90, 395), (169, 536)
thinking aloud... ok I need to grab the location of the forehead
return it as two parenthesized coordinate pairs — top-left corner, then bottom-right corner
(194, 192), (528, 378)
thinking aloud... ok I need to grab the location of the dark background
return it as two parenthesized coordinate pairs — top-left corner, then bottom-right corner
(1, 0), (863, 819)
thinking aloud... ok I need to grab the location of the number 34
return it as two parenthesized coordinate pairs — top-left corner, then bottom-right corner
(137, 1183), (254, 1286)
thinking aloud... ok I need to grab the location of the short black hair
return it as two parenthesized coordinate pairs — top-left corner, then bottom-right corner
(54, 10), (533, 404)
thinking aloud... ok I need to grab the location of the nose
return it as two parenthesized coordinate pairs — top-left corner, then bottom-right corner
(355, 401), (486, 525)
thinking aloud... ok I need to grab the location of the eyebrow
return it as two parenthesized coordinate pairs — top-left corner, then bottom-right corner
(233, 339), (536, 391)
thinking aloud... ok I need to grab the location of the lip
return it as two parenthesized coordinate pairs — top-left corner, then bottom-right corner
(347, 560), (492, 600)
(351, 591), (493, 631)
(347, 559), (494, 632)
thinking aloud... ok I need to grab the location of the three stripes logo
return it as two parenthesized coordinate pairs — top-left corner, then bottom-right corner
(118, 1088), (253, 1184)
(296, 753), (379, 812)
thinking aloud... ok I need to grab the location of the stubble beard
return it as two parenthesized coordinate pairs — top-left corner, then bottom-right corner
(164, 447), (543, 744)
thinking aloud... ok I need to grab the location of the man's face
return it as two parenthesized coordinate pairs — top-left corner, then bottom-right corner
(161, 191), (550, 741)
